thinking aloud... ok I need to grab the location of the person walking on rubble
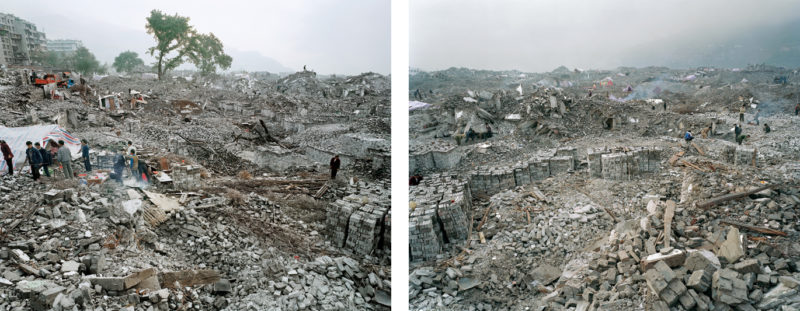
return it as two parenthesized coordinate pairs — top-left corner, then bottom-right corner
(81, 139), (91, 172)
(734, 124), (742, 138)
(25, 141), (42, 182)
(329, 155), (341, 180)
(795, 103), (800, 116)
(37, 142), (51, 178)
(57, 140), (74, 179)
(753, 109), (761, 125)
(764, 123), (771, 133)
(1, 140), (13, 176)
(126, 141), (136, 177)
(739, 104), (746, 122)
(130, 150), (141, 182)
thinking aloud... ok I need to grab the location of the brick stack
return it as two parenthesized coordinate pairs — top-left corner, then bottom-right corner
(734, 147), (756, 166)
(548, 156), (574, 175)
(344, 204), (389, 256)
(326, 197), (359, 247)
(171, 165), (202, 190)
(409, 174), (472, 261)
(587, 147), (610, 178)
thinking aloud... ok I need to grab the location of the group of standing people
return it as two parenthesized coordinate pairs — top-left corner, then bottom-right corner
(0, 138), (89, 181)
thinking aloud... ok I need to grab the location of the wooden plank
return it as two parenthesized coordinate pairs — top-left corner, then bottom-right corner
(159, 270), (220, 288)
(663, 200), (676, 248)
(720, 220), (787, 237)
(668, 151), (685, 166)
(696, 184), (775, 209)
(691, 142), (705, 156)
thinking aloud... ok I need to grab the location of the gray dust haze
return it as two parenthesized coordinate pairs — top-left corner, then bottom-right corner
(5, 0), (390, 74)
(411, 0), (800, 72)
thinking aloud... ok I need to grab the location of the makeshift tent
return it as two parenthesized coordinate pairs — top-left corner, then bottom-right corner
(409, 101), (432, 111)
(0, 125), (81, 172)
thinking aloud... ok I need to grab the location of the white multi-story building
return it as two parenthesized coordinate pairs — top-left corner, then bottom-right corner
(47, 39), (83, 53)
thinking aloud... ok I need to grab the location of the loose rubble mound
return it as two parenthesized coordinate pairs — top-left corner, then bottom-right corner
(0, 68), (391, 310)
(408, 65), (800, 310)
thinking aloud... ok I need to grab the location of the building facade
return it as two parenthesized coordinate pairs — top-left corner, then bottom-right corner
(0, 12), (47, 67)
(47, 39), (83, 53)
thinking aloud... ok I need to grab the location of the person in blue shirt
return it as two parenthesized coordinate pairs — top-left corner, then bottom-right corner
(81, 139), (91, 172)
(684, 130), (694, 144)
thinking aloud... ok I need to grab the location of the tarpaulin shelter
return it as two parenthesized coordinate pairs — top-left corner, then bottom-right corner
(409, 101), (432, 111)
(0, 124), (81, 172)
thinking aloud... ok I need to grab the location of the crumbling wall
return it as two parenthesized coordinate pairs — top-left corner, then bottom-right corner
(409, 141), (464, 174)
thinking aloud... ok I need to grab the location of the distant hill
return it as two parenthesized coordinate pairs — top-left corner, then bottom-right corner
(623, 17), (800, 69)
(227, 49), (293, 73)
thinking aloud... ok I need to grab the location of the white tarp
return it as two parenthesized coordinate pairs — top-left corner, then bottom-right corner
(0, 124), (81, 171)
(409, 101), (432, 111)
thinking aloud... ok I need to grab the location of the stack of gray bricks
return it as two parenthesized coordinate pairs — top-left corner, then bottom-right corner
(549, 156), (574, 175)
(383, 209), (391, 252)
(554, 146), (578, 169)
(326, 198), (359, 247)
(344, 204), (389, 256)
(587, 147), (609, 178)
(171, 165), (202, 190)
(734, 147), (756, 166)
(600, 147), (662, 180)
(528, 158), (550, 180)
(409, 174), (472, 261)
(409, 206), (443, 261)
(437, 192), (469, 242)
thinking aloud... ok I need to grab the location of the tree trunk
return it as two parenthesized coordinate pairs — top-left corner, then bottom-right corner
(157, 53), (164, 80)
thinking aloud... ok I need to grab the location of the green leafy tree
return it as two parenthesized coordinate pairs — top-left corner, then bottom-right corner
(145, 10), (232, 79)
(113, 51), (145, 73)
(188, 33), (232, 76)
(71, 47), (101, 75)
(145, 10), (195, 79)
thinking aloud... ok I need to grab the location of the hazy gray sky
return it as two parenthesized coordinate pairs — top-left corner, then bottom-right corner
(5, 0), (390, 74)
(411, 0), (800, 72)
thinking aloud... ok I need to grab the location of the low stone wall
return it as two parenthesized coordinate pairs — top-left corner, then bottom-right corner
(409, 145), (463, 174)
(470, 146), (663, 195)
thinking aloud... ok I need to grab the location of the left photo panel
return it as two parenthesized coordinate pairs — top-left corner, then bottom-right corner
(0, 1), (392, 310)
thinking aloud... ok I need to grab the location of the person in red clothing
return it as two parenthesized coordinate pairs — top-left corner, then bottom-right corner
(409, 174), (423, 186)
(1, 140), (13, 176)
(329, 155), (341, 179)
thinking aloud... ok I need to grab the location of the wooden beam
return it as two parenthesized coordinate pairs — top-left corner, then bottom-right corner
(663, 200), (675, 248)
(696, 185), (775, 209)
(720, 220), (787, 237)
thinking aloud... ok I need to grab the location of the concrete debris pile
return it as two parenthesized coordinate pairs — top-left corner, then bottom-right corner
(409, 66), (800, 310)
(1, 68), (390, 310)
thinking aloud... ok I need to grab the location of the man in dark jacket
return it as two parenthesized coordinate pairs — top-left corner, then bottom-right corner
(1, 140), (13, 176)
(112, 148), (126, 183)
(81, 139), (91, 171)
(329, 155), (341, 180)
(37, 142), (51, 178)
(25, 141), (42, 181)
(734, 124), (742, 137)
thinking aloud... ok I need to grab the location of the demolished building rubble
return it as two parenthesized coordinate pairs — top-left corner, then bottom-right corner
(0, 67), (391, 310)
(409, 66), (800, 310)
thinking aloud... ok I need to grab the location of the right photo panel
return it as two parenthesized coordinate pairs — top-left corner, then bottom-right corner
(408, 0), (800, 310)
